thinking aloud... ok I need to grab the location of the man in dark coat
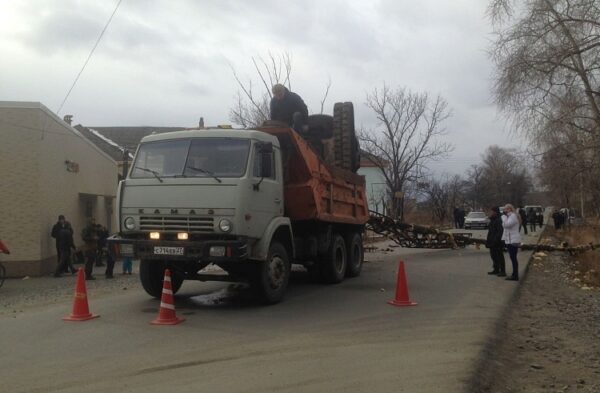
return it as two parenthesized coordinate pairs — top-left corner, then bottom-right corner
(270, 84), (308, 131)
(519, 207), (528, 235)
(54, 226), (78, 277)
(97, 225), (115, 278)
(453, 207), (461, 229)
(51, 215), (73, 266)
(486, 206), (506, 276)
(81, 218), (99, 280)
(528, 208), (537, 232)
(552, 210), (562, 229)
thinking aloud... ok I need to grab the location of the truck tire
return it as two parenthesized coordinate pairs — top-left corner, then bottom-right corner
(307, 114), (334, 139)
(253, 242), (291, 304)
(333, 102), (356, 172)
(139, 260), (183, 298)
(345, 232), (364, 277)
(320, 233), (347, 283)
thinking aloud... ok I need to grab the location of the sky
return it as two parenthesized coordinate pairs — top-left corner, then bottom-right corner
(0, 0), (523, 175)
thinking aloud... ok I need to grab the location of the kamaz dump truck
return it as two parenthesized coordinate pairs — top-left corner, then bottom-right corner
(108, 103), (368, 304)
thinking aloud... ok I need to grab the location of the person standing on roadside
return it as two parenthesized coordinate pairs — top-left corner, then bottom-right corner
(501, 204), (522, 281)
(51, 215), (72, 267)
(528, 208), (537, 233)
(54, 226), (78, 277)
(81, 218), (99, 280)
(97, 226), (116, 278)
(552, 209), (561, 230)
(486, 206), (506, 277)
(453, 207), (461, 229)
(518, 207), (528, 235)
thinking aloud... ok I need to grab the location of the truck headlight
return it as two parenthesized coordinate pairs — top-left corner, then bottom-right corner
(219, 219), (232, 233)
(124, 217), (136, 230)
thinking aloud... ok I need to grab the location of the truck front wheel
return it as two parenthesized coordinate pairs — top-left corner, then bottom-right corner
(253, 242), (291, 304)
(139, 260), (183, 298)
(345, 232), (363, 277)
(321, 234), (347, 283)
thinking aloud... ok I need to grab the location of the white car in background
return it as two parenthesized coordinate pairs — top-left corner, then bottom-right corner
(464, 211), (490, 229)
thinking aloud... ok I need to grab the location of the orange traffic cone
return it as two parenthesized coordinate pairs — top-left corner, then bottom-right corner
(151, 269), (185, 325)
(63, 268), (100, 321)
(388, 260), (418, 307)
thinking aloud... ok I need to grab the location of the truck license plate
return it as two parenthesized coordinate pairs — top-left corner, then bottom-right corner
(153, 246), (184, 256)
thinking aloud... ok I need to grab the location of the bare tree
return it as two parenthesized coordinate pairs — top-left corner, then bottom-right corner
(489, 0), (600, 216)
(229, 52), (292, 127)
(477, 146), (532, 207)
(229, 52), (333, 127)
(421, 177), (452, 224)
(465, 164), (485, 209)
(359, 85), (453, 220)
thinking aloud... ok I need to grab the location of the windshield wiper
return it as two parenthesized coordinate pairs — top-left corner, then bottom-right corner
(134, 166), (163, 183)
(185, 165), (222, 183)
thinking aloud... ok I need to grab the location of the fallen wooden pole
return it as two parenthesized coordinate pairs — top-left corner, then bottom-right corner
(367, 211), (600, 254)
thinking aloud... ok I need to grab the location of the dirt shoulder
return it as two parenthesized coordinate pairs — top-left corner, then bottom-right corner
(472, 228), (600, 393)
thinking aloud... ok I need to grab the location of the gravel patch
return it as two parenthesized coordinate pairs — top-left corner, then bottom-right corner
(1, 262), (141, 317)
(472, 248), (600, 392)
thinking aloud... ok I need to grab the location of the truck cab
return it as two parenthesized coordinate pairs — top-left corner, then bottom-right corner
(111, 129), (294, 303)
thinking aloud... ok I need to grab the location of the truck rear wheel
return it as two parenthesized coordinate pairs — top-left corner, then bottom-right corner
(321, 234), (347, 283)
(253, 242), (291, 304)
(345, 232), (364, 277)
(139, 260), (183, 298)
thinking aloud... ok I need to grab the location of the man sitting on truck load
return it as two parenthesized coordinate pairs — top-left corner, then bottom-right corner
(270, 83), (308, 133)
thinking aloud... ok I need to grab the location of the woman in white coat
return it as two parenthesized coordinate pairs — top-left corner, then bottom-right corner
(501, 204), (521, 281)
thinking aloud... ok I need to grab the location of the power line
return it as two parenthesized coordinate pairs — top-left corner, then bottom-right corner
(56, 0), (124, 116)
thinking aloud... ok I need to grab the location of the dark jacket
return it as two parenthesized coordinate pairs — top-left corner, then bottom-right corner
(486, 214), (504, 248)
(270, 87), (308, 125)
(51, 222), (73, 245)
(97, 226), (109, 249)
(81, 224), (99, 251)
(519, 208), (528, 224)
(56, 227), (75, 252)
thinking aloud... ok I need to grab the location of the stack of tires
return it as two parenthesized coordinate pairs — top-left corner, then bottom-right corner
(333, 102), (360, 172)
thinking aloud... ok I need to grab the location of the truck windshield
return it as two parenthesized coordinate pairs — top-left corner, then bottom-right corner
(131, 138), (251, 179)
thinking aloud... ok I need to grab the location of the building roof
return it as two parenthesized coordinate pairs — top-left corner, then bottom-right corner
(88, 126), (187, 153)
(74, 125), (131, 162)
(0, 101), (116, 165)
(360, 150), (388, 168)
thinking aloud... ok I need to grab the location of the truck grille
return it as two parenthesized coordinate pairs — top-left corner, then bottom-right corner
(139, 216), (214, 233)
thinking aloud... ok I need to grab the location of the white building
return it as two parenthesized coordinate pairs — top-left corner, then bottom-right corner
(358, 155), (389, 214)
(0, 102), (118, 277)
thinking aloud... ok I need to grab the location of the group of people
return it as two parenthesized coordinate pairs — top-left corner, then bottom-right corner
(516, 207), (540, 235)
(51, 215), (132, 280)
(485, 204), (522, 281)
(552, 209), (568, 230)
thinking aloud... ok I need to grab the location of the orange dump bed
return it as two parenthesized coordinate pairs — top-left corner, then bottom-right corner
(257, 126), (369, 226)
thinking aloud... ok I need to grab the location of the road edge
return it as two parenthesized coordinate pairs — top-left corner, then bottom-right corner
(464, 227), (545, 393)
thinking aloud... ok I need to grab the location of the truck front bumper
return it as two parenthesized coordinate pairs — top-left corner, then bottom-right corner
(107, 235), (248, 262)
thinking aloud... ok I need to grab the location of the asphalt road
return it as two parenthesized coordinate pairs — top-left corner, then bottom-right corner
(0, 229), (540, 393)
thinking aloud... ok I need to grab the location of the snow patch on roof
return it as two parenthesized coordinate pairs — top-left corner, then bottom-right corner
(88, 128), (134, 159)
